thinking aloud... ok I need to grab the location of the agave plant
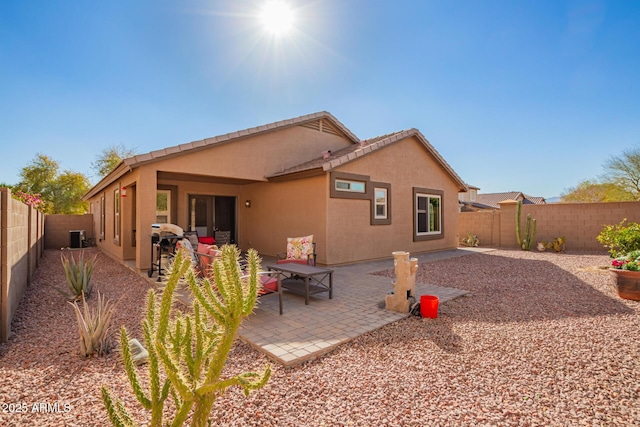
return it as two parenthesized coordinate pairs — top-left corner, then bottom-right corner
(60, 249), (97, 300)
(69, 291), (116, 357)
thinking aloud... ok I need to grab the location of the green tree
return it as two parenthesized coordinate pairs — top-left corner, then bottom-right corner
(92, 144), (136, 178)
(603, 146), (640, 200)
(14, 154), (90, 214)
(16, 153), (58, 195)
(561, 180), (636, 203)
(49, 171), (90, 214)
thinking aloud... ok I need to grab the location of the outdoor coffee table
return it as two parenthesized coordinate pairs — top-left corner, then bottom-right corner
(265, 263), (333, 305)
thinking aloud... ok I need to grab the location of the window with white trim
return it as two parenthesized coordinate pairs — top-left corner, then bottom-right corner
(156, 190), (171, 223)
(416, 193), (441, 235)
(335, 179), (366, 193)
(374, 188), (388, 219)
(100, 195), (105, 240)
(114, 188), (120, 244)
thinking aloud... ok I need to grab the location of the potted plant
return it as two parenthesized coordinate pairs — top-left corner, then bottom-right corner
(609, 250), (640, 301)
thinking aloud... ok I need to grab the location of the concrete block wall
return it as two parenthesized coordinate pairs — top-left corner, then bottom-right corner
(458, 200), (640, 252)
(1, 188), (45, 342)
(44, 214), (94, 249)
(459, 210), (500, 247)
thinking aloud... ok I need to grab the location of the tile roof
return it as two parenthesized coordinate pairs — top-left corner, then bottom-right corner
(84, 111), (468, 198)
(84, 111), (359, 199)
(123, 111), (359, 169)
(266, 128), (468, 191)
(468, 192), (547, 209)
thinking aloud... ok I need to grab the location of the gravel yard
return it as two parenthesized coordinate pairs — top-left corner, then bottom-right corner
(1, 248), (639, 426)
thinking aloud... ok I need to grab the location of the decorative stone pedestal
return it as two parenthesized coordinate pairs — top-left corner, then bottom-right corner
(385, 251), (418, 313)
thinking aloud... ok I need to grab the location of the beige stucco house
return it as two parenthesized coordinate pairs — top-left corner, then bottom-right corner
(83, 111), (467, 272)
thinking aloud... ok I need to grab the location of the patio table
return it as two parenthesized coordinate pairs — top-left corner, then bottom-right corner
(265, 263), (333, 305)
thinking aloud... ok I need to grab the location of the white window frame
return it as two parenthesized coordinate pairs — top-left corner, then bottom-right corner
(156, 189), (171, 224)
(335, 179), (366, 193)
(114, 188), (121, 244)
(100, 195), (105, 240)
(470, 189), (477, 201)
(374, 187), (388, 220)
(415, 192), (442, 236)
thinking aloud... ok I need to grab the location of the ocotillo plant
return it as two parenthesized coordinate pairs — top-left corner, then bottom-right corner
(515, 200), (537, 250)
(101, 246), (271, 427)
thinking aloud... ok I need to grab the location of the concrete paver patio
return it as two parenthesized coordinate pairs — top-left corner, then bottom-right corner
(142, 247), (493, 367)
(238, 247), (492, 366)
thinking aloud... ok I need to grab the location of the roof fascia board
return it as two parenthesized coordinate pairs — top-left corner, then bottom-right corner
(82, 162), (130, 200)
(267, 168), (325, 183)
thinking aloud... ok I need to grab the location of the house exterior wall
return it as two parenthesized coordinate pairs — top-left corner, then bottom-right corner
(458, 201), (640, 251)
(241, 175), (328, 263)
(88, 178), (127, 262)
(149, 125), (353, 180)
(84, 120), (467, 268)
(85, 125), (354, 271)
(326, 136), (462, 264)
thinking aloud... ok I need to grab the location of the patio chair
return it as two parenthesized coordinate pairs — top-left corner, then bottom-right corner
(183, 230), (200, 248)
(188, 245), (283, 314)
(276, 234), (316, 266)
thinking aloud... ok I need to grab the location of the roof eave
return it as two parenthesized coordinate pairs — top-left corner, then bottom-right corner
(267, 168), (325, 182)
(82, 162), (130, 200)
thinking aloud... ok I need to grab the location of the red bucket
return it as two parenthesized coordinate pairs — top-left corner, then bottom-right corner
(420, 295), (439, 318)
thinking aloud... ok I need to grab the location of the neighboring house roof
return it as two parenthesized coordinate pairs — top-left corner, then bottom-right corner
(464, 191), (546, 210)
(84, 111), (468, 199)
(267, 128), (468, 191)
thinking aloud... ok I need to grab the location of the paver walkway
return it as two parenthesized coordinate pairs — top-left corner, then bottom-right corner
(142, 247), (493, 367)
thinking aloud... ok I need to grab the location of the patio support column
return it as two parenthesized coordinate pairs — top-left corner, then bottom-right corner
(135, 169), (158, 272)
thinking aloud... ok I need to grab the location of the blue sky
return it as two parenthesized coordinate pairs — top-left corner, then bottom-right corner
(1, 0), (639, 198)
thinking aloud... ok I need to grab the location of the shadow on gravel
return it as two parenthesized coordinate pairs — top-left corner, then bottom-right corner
(376, 251), (635, 324)
(370, 250), (637, 353)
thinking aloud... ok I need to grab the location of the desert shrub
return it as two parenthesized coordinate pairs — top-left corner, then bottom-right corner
(597, 219), (640, 257)
(60, 249), (97, 300)
(461, 231), (480, 247)
(69, 292), (116, 357)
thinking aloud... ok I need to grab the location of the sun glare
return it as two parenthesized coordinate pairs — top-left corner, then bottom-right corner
(259, 1), (294, 36)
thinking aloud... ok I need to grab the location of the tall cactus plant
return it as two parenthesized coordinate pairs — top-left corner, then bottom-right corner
(101, 246), (271, 427)
(516, 200), (537, 251)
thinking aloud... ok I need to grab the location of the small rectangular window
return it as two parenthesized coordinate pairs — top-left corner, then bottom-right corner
(335, 179), (365, 193)
(374, 188), (388, 219)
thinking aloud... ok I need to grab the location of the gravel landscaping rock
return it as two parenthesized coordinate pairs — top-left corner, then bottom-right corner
(0, 248), (638, 426)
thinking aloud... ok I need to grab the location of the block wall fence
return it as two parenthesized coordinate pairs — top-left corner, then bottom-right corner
(0, 188), (45, 343)
(458, 200), (640, 252)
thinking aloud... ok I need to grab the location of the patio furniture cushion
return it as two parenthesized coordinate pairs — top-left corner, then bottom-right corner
(198, 236), (215, 245)
(258, 275), (278, 294)
(196, 243), (221, 276)
(286, 235), (313, 260)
